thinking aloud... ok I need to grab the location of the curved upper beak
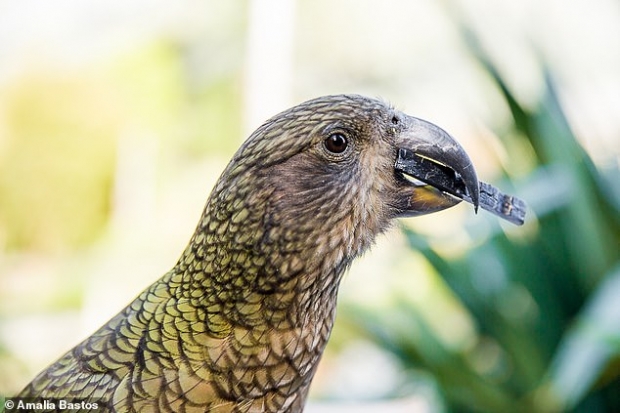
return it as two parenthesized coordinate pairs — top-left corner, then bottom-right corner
(393, 115), (479, 217)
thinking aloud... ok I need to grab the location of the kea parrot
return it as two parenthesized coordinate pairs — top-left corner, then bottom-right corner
(17, 94), (486, 412)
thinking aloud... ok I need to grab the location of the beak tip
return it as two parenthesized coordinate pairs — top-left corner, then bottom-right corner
(472, 187), (480, 213)
(461, 163), (480, 213)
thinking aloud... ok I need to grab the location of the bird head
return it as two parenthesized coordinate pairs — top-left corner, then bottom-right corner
(171, 94), (482, 409)
(202, 94), (478, 279)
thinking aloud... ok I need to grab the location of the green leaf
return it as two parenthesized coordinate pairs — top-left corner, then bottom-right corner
(542, 264), (620, 410)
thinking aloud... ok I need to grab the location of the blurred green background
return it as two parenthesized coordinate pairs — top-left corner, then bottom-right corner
(0, 1), (619, 412)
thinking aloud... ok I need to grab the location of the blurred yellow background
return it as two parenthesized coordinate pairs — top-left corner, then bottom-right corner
(0, 1), (618, 411)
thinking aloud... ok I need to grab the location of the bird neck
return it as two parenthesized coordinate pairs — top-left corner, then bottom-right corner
(171, 166), (380, 333)
(172, 214), (354, 333)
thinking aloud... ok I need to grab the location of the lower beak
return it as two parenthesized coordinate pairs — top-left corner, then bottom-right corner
(393, 116), (479, 217)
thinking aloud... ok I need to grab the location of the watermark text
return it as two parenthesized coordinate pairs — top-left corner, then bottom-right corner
(1, 396), (104, 412)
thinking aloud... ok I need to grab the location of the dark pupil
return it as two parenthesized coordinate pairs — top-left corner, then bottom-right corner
(325, 133), (347, 153)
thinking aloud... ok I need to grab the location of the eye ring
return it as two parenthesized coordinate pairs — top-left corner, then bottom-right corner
(324, 133), (348, 154)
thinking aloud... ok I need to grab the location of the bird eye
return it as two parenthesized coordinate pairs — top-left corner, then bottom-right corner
(324, 133), (348, 154)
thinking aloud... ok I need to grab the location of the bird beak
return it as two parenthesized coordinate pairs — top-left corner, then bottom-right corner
(393, 116), (480, 217)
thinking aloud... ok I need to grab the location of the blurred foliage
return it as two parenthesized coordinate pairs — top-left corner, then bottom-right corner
(348, 24), (620, 413)
(0, 38), (243, 394)
(107, 41), (242, 157)
(0, 41), (242, 254)
(0, 74), (117, 252)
